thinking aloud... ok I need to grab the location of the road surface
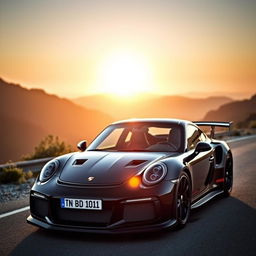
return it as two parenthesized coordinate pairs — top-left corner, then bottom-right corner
(1, 136), (256, 256)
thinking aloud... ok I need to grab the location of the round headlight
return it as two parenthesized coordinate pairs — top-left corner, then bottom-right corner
(142, 162), (167, 186)
(39, 159), (59, 182)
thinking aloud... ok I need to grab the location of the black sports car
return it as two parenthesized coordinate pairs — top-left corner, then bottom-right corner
(27, 119), (233, 233)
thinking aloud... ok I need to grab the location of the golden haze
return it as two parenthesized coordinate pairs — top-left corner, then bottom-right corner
(0, 1), (255, 98)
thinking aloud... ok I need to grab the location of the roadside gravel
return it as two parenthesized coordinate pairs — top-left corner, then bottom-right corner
(0, 178), (35, 203)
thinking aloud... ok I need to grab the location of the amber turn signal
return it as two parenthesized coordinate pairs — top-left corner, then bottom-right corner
(128, 176), (140, 188)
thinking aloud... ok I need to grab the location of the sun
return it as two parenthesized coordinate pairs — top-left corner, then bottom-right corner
(98, 51), (153, 97)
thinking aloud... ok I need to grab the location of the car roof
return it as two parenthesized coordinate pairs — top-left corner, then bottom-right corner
(112, 118), (192, 126)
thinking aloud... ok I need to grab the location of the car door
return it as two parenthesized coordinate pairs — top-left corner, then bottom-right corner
(186, 125), (213, 196)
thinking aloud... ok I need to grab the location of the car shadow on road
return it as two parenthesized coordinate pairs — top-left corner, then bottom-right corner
(11, 196), (256, 256)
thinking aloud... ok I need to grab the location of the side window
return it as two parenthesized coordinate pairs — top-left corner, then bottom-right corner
(187, 125), (201, 150)
(97, 128), (124, 149)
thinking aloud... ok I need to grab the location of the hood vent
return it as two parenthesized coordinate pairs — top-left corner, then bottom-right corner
(72, 159), (87, 165)
(126, 160), (147, 167)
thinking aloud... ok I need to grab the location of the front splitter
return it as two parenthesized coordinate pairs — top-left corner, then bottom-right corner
(27, 215), (177, 234)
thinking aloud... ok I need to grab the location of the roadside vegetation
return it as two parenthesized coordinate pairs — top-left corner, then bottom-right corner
(236, 113), (256, 130)
(0, 165), (33, 184)
(0, 135), (73, 184)
(23, 135), (73, 160)
(230, 114), (256, 137)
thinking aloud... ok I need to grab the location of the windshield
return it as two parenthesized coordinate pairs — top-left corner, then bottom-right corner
(87, 122), (184, 152)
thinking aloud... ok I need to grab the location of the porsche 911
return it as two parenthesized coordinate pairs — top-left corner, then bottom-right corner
(27, 118), (233, 233)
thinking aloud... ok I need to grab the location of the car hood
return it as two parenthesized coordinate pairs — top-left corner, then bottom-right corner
(59, 151), (175, 185)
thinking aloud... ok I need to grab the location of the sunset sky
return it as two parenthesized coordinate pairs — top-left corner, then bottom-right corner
(0, 0), (255, 98)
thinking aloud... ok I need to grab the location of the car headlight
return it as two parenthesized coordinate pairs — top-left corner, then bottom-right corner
(39, 159), (59, 182)
(142, 162), (167, 186)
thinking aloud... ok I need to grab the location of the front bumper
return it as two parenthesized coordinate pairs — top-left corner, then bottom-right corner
(27, 180), (177, 233)
(27, 214), (177, 234)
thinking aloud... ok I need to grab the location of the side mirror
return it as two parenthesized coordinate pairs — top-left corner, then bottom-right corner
(77, 140), (87, 151)
(195, 142), (211, 153)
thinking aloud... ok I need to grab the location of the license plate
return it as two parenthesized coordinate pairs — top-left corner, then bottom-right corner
(60, 198), (102, 210)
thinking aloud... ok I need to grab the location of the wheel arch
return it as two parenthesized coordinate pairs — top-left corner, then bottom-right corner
(225, 149), (233, 170)
(182, 167), (193, 191)
(163, 158), (194, 192)
(163, 158), (186, 181)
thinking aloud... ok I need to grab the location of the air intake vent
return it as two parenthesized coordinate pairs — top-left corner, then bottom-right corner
(73, 159), (87, 165)
(126, 160), (147, 167)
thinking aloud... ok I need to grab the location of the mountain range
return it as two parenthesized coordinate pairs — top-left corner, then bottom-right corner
(1, 77), (255, 163)
(204, 94), (256, 123)
(0, 78), (112, 163)
(74, 94), (232, 121)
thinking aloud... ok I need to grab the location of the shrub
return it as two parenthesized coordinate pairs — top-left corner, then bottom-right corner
(24, 170), (33, 180)
(23, 135), (73, 160)
(0, 166), (23, 184)
(249, 120), (256, 129)
(0, 166), (34, 184)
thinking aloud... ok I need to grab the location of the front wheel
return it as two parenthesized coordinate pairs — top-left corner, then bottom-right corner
(176, 172), (192, 228)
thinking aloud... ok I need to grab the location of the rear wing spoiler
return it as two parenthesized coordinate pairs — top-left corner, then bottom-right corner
(193, 121), (233, 139)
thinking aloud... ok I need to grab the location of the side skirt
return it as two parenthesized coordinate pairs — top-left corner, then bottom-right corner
(191, 189), (223, 209)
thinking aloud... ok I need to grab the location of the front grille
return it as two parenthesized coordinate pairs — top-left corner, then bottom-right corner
(123, 202), (156, 222)
(30, 196), (48, 220)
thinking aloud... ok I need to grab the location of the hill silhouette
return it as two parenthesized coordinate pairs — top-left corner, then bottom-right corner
(203, 94), (256, 124)
(74, 94), (232, 121)
(0, 78), (112, 163)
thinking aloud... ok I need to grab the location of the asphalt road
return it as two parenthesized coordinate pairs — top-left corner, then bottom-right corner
(1, 136), (256, 256)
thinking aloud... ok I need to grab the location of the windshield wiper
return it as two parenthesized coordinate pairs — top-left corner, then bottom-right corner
(118, 149), (151, 152)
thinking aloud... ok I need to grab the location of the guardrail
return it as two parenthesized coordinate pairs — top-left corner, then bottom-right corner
(0, 157), (53, 173)
(1, 133), (254, 173)
(0, 134), (234, 173)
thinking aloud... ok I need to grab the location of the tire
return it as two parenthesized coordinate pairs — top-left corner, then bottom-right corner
(223, 152), (233, 197)
(176, 171), (192, 228)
